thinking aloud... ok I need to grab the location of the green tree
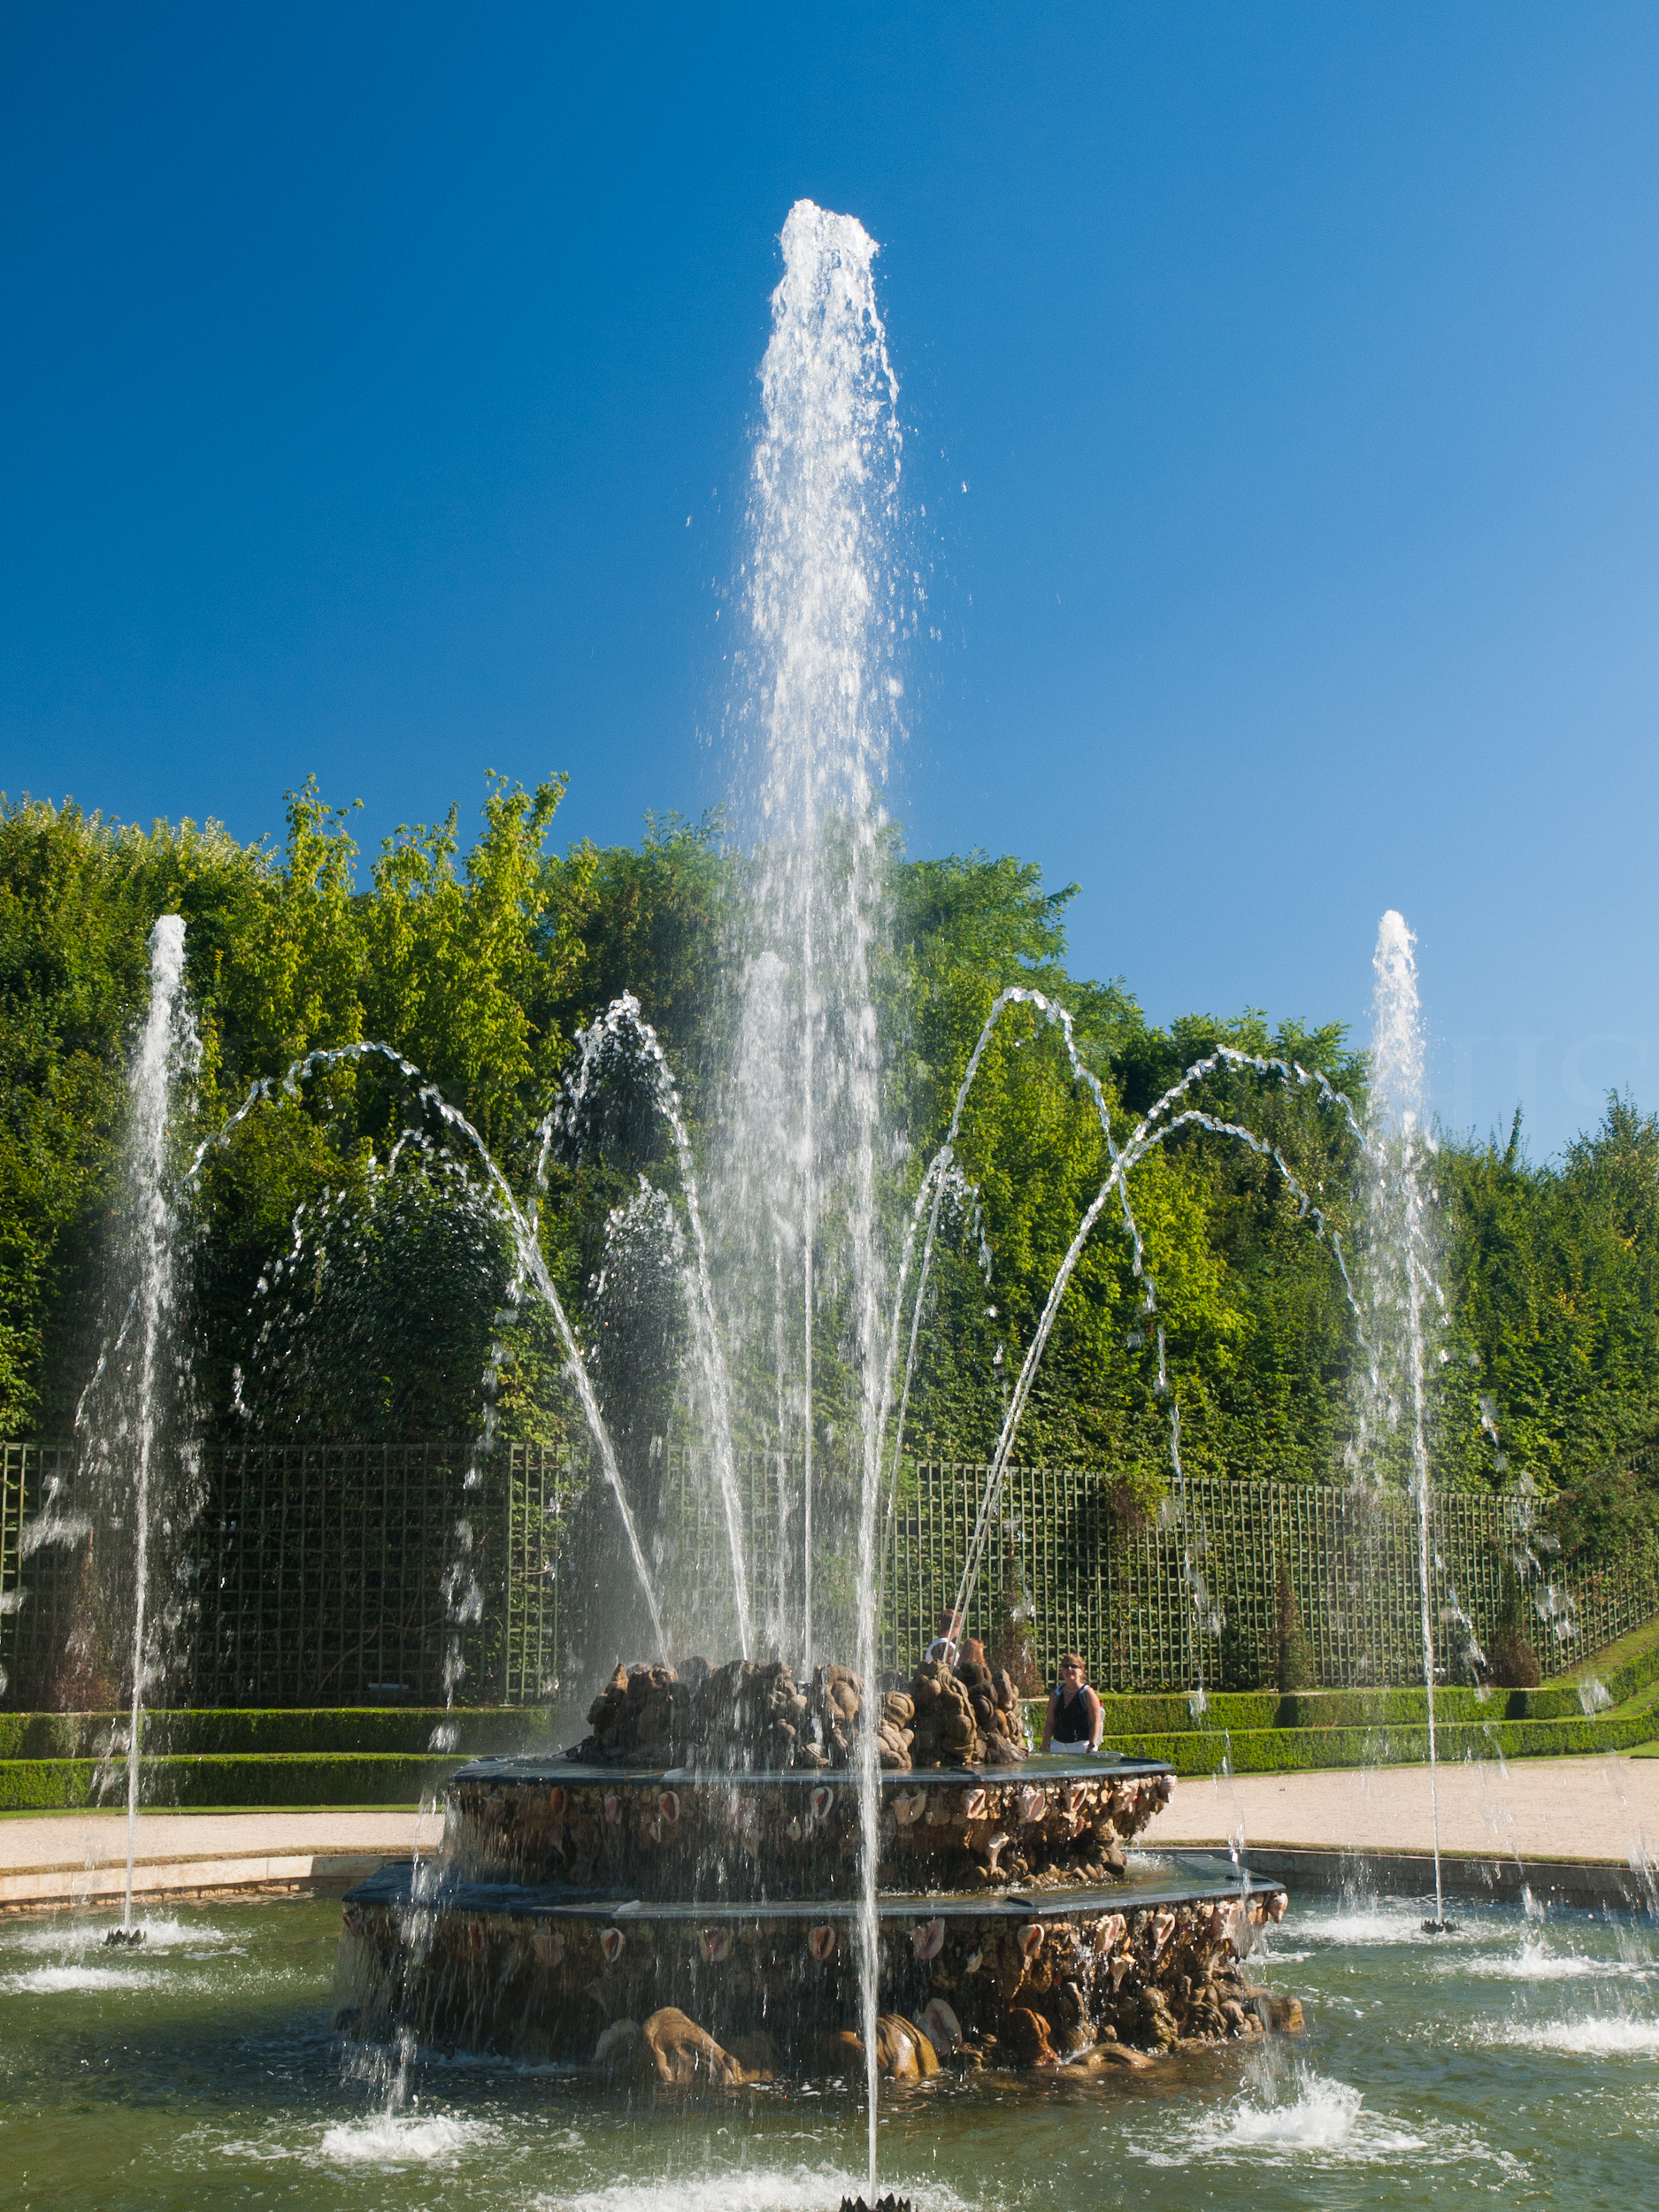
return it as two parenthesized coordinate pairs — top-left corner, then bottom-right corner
(7, 776), (1659, 1583)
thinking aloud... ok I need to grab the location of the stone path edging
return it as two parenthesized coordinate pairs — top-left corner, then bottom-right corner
(0, 1849), (401, 1911)
(1241, 1845), (1651, 1913)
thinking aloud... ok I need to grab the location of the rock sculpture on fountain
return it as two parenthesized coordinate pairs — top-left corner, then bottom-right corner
(569, 1648), (1028, 1772)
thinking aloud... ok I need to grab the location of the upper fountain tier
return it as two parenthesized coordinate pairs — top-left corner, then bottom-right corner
(441, 1753), (1175, 1901)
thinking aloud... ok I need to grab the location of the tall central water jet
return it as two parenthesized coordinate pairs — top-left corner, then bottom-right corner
(722, 198), (901, 1662)
(1362, 910), (1449, 1927)
(719, 196), (901, 2202)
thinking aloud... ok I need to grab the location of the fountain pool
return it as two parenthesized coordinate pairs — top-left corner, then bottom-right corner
(4, 1883), (1657, 2209)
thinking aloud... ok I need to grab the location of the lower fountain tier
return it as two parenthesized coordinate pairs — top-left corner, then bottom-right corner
(334, 1853), (1287, 2071)
(442, 1751), (1176, 1898)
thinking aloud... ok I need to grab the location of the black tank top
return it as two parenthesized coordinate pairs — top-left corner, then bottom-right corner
(1051, 1682), (1092, 1743)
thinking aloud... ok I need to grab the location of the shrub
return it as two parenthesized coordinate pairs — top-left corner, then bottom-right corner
(1490, 1564), (1541, 1690)
(1274, 1552), (1315, 1692)
(1218, 1602), (1263, 1692)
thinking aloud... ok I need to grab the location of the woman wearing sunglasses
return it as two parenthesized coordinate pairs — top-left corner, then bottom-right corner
(1041, 1653), (1102, 1755)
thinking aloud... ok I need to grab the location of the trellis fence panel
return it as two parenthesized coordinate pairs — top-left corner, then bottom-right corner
(0, 1439), (585, 1709)
(879, 1460), (1659, 1690)
(3, 1440), (1655, 1707)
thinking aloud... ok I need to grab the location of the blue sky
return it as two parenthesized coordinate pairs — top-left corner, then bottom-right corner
(4, 3), (1656, 1157)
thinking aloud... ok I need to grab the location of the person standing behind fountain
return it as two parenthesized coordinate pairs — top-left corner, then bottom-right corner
(1041, 1655), (1102, 1755)
(925, 1609), (964, 1666)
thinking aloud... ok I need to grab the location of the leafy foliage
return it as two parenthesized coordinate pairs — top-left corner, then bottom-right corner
(4, 784), (1659, 1575)
(883, 855), (1365, 1494)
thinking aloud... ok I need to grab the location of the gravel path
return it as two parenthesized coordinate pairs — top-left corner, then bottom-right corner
(1151, 1752), (1659, 1863)
(0, 1807), (442, 1877)
(4, 1753), (1656, 1888)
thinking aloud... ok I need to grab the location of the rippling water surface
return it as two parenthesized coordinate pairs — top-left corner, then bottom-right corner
(3, 1888), (1656, 2208)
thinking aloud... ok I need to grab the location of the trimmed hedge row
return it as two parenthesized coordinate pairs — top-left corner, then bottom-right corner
(5, 1658), (1654, 1771)
(4, 1709), (1652, 1810)
(0, 1708), (556, 1761)
(0, 1753), (458, 1812)
(1270, 1686), (1613, 1727)
(1096, 1709), (1656, 1778)
(1025, 1683), (1618, 1736)
(1595, 1621), (1659, 1709)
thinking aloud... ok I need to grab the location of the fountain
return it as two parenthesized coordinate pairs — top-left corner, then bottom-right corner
(329, 204), (1302, 2197)
(5, 200), (1655, 2212)
(25, 915), (201, 1936)
(1357, 910), (1455, 1932)
(335, 1694), (1287, 2077)
(114, 918), (198, 1932)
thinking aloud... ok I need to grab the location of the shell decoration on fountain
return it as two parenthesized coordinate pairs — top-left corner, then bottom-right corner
(810, 1786), (832, 1821)
(894, 1789), (926, 1825)
(603, 1793), (620, 1824)
(911, 1916), (945, 1962)
(533, 1931), (564, 1968)
(1095, 1911), (1126, 1952)
(547, 1786), (567, 1816)
(1017, 1785), (1046, 1825)
(657, 1789), (680, 1824)
(339, 1885), (1299, 2072)
(466, 1918), (485, 1954)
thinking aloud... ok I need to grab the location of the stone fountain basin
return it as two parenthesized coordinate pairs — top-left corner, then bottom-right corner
(335, 1851), (1282, 2068)
(439, 1751), (1178, 1898)
(332, 1749), (1277, 2070)
(342, 1850), (1256, 1923)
